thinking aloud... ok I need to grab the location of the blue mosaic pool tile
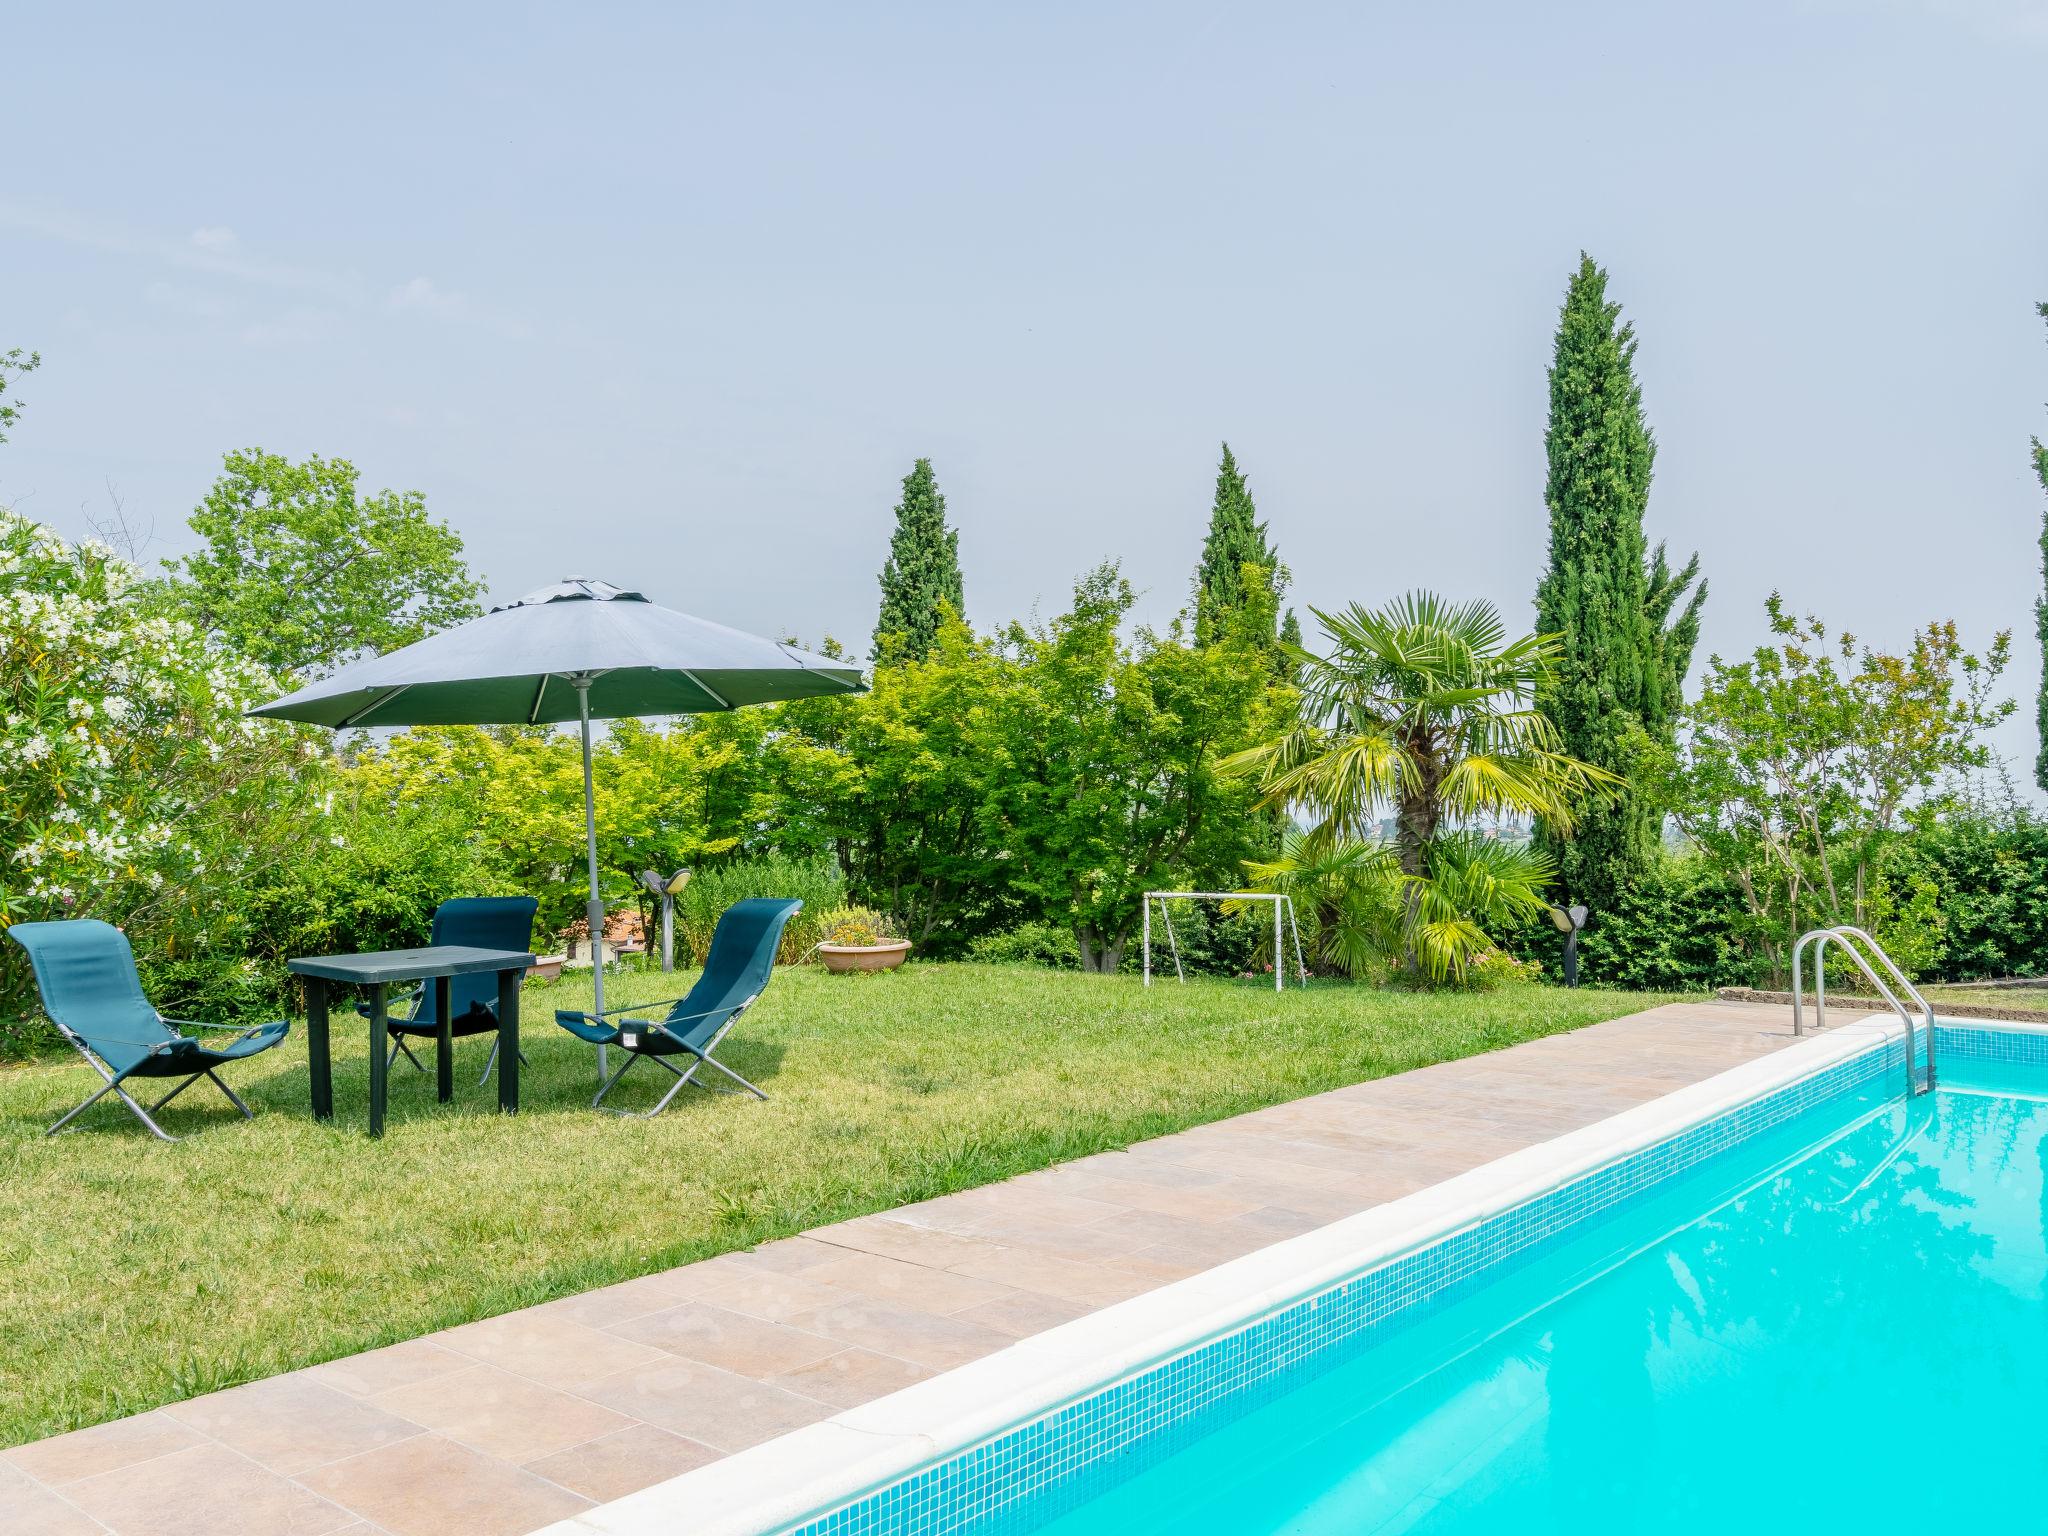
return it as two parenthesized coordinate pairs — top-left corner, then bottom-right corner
(781, 1028), (1965, 1536)
(1936, 1020), (2048, 1067)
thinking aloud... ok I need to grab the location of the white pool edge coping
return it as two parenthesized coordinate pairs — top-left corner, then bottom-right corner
(535, 1011), (1918, 1536)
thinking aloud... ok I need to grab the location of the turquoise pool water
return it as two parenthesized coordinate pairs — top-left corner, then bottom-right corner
(1028, 1058), (2048, 1535)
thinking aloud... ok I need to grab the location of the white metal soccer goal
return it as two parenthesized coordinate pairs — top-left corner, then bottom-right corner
(1141, 890), (1308, 992)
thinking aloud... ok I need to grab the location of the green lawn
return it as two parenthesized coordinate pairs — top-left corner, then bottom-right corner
(0, 963), (1671, 1448)
(1924, 984), (2048, 1012)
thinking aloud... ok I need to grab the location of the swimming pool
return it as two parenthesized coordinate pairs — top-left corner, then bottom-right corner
(1028, 1052), (2048, 1535)
(539, 1018), (2048, 1536)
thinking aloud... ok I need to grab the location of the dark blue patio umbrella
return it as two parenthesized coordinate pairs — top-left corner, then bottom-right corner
(252, 578), (864, 1045)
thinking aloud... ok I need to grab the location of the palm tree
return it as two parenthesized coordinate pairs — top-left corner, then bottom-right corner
(1228, 592), (1618, 980)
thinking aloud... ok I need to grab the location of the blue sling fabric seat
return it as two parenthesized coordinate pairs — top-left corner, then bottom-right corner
(8, 918), (290, 1141)
(555, 896), (799, 1115)
(366, 896), (538, 1085)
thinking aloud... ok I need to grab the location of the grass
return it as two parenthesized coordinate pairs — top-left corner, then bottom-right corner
(0, 962), (1673, 1448)
(1802, 979), (2048, 1013)
(1923, 984), (2048, 1011)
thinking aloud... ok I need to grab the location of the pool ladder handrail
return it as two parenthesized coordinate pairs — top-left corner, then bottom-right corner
(1791, 925), (1935, 1095)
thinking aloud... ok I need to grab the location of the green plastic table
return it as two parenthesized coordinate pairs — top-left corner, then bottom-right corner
(286, 946), (536, 1136)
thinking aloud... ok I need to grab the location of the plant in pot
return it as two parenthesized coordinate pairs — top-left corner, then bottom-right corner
(816, 907), (911, 973)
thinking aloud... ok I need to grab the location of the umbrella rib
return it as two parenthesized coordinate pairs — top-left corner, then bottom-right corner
(528, 675), (549, 723)
(339, 685), (410, 729)
(678, 669), (731, 709)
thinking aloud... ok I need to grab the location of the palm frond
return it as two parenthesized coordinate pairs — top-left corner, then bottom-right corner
(1422, 833), (1556, 921)
(1396, 835), (1554, 981)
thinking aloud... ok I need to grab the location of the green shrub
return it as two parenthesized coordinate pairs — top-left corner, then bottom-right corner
(968, 921), (1082, 969)
(969, 905), (1274, 977)
(1463, 949), (1544, 991)
(1865, 868), (1946, 981)
(1505, 821), (2048, 992)
(1506, 854), (1753, 991)
(246, 790), (500, 975)
(0, 1005), (59, 1058)
(676, 854), (844, 964)
(1157, 901), (1269, 977)
(1887, 814), (2048, 980)
(138, 951), (284, 1025)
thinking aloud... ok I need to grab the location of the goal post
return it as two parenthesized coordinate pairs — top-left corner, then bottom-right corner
(1141, 891), (1308, 991)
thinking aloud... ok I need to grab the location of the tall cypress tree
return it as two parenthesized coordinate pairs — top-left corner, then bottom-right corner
(1534, 255), (1705, 914)
(2034, 303), (2048, 795)
(872, 457), (963, 663)
(1193, 442), (1286, 648)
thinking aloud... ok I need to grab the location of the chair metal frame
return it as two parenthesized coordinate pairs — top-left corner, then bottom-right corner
(45, 1015), (275, 1142)
(571, 995), (768, 1117)
(377, 991), (530, 1086)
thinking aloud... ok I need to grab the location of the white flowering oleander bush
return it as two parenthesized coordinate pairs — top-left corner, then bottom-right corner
(0, 509), (323, 1041)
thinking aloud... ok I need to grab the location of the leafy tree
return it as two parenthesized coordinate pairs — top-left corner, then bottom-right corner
(994, 565), (1288, 971)
(804, 566), (1288, 966)
(1192, 442), (1287, 651)
(846, 649), (1018, 944)
(162, 449), (482, 677)
(0, 346), (39, 449)
(1534, 255), (1704, 918)
(793, 617), (1025, 946)
(1655, 595), (2012, 980)
(342, 726), (585, 929)
(648, 706), (852, 866)
(1230, 592), (1617, 980)
(872, 457), (963, 663)
(2033, 302), (2048, 795)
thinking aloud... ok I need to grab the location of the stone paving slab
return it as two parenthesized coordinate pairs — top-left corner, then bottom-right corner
(0, 999), (1803, 1535)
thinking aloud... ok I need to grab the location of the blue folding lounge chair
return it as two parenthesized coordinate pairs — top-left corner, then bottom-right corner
(555, 897), (799, 1115)
(364, 896), (539, 1086)
(8, 918), (290, 1141)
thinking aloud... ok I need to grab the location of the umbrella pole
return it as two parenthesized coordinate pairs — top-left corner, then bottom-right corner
(576, 676), (606, 1081)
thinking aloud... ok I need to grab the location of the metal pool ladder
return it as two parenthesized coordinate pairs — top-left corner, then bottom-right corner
(1791, 925), (1935, 1094)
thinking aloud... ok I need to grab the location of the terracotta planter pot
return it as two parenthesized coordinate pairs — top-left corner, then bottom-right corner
(818, 940), (911, 973)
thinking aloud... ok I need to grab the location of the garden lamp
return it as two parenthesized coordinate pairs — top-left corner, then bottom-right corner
(1548, 902), (1589, 988)
(638, 867), (692, 973)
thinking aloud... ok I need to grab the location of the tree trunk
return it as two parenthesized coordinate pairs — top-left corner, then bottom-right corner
(1394, 750), (1439, 973)
(1395, 787), (1434, 877)
(1075, 925), (1124, 975)
(1778, 870), (1803, 990)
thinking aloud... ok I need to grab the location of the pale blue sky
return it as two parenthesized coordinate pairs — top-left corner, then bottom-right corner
(4, 3), (2045, 768)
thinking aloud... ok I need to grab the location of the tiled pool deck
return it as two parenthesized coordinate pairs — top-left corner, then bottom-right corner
(3, 998), (1805, 1536)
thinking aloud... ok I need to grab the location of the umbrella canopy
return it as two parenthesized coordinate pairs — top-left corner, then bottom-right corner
(253, 578), (864, 1061)
(250, 577), (863, 728)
